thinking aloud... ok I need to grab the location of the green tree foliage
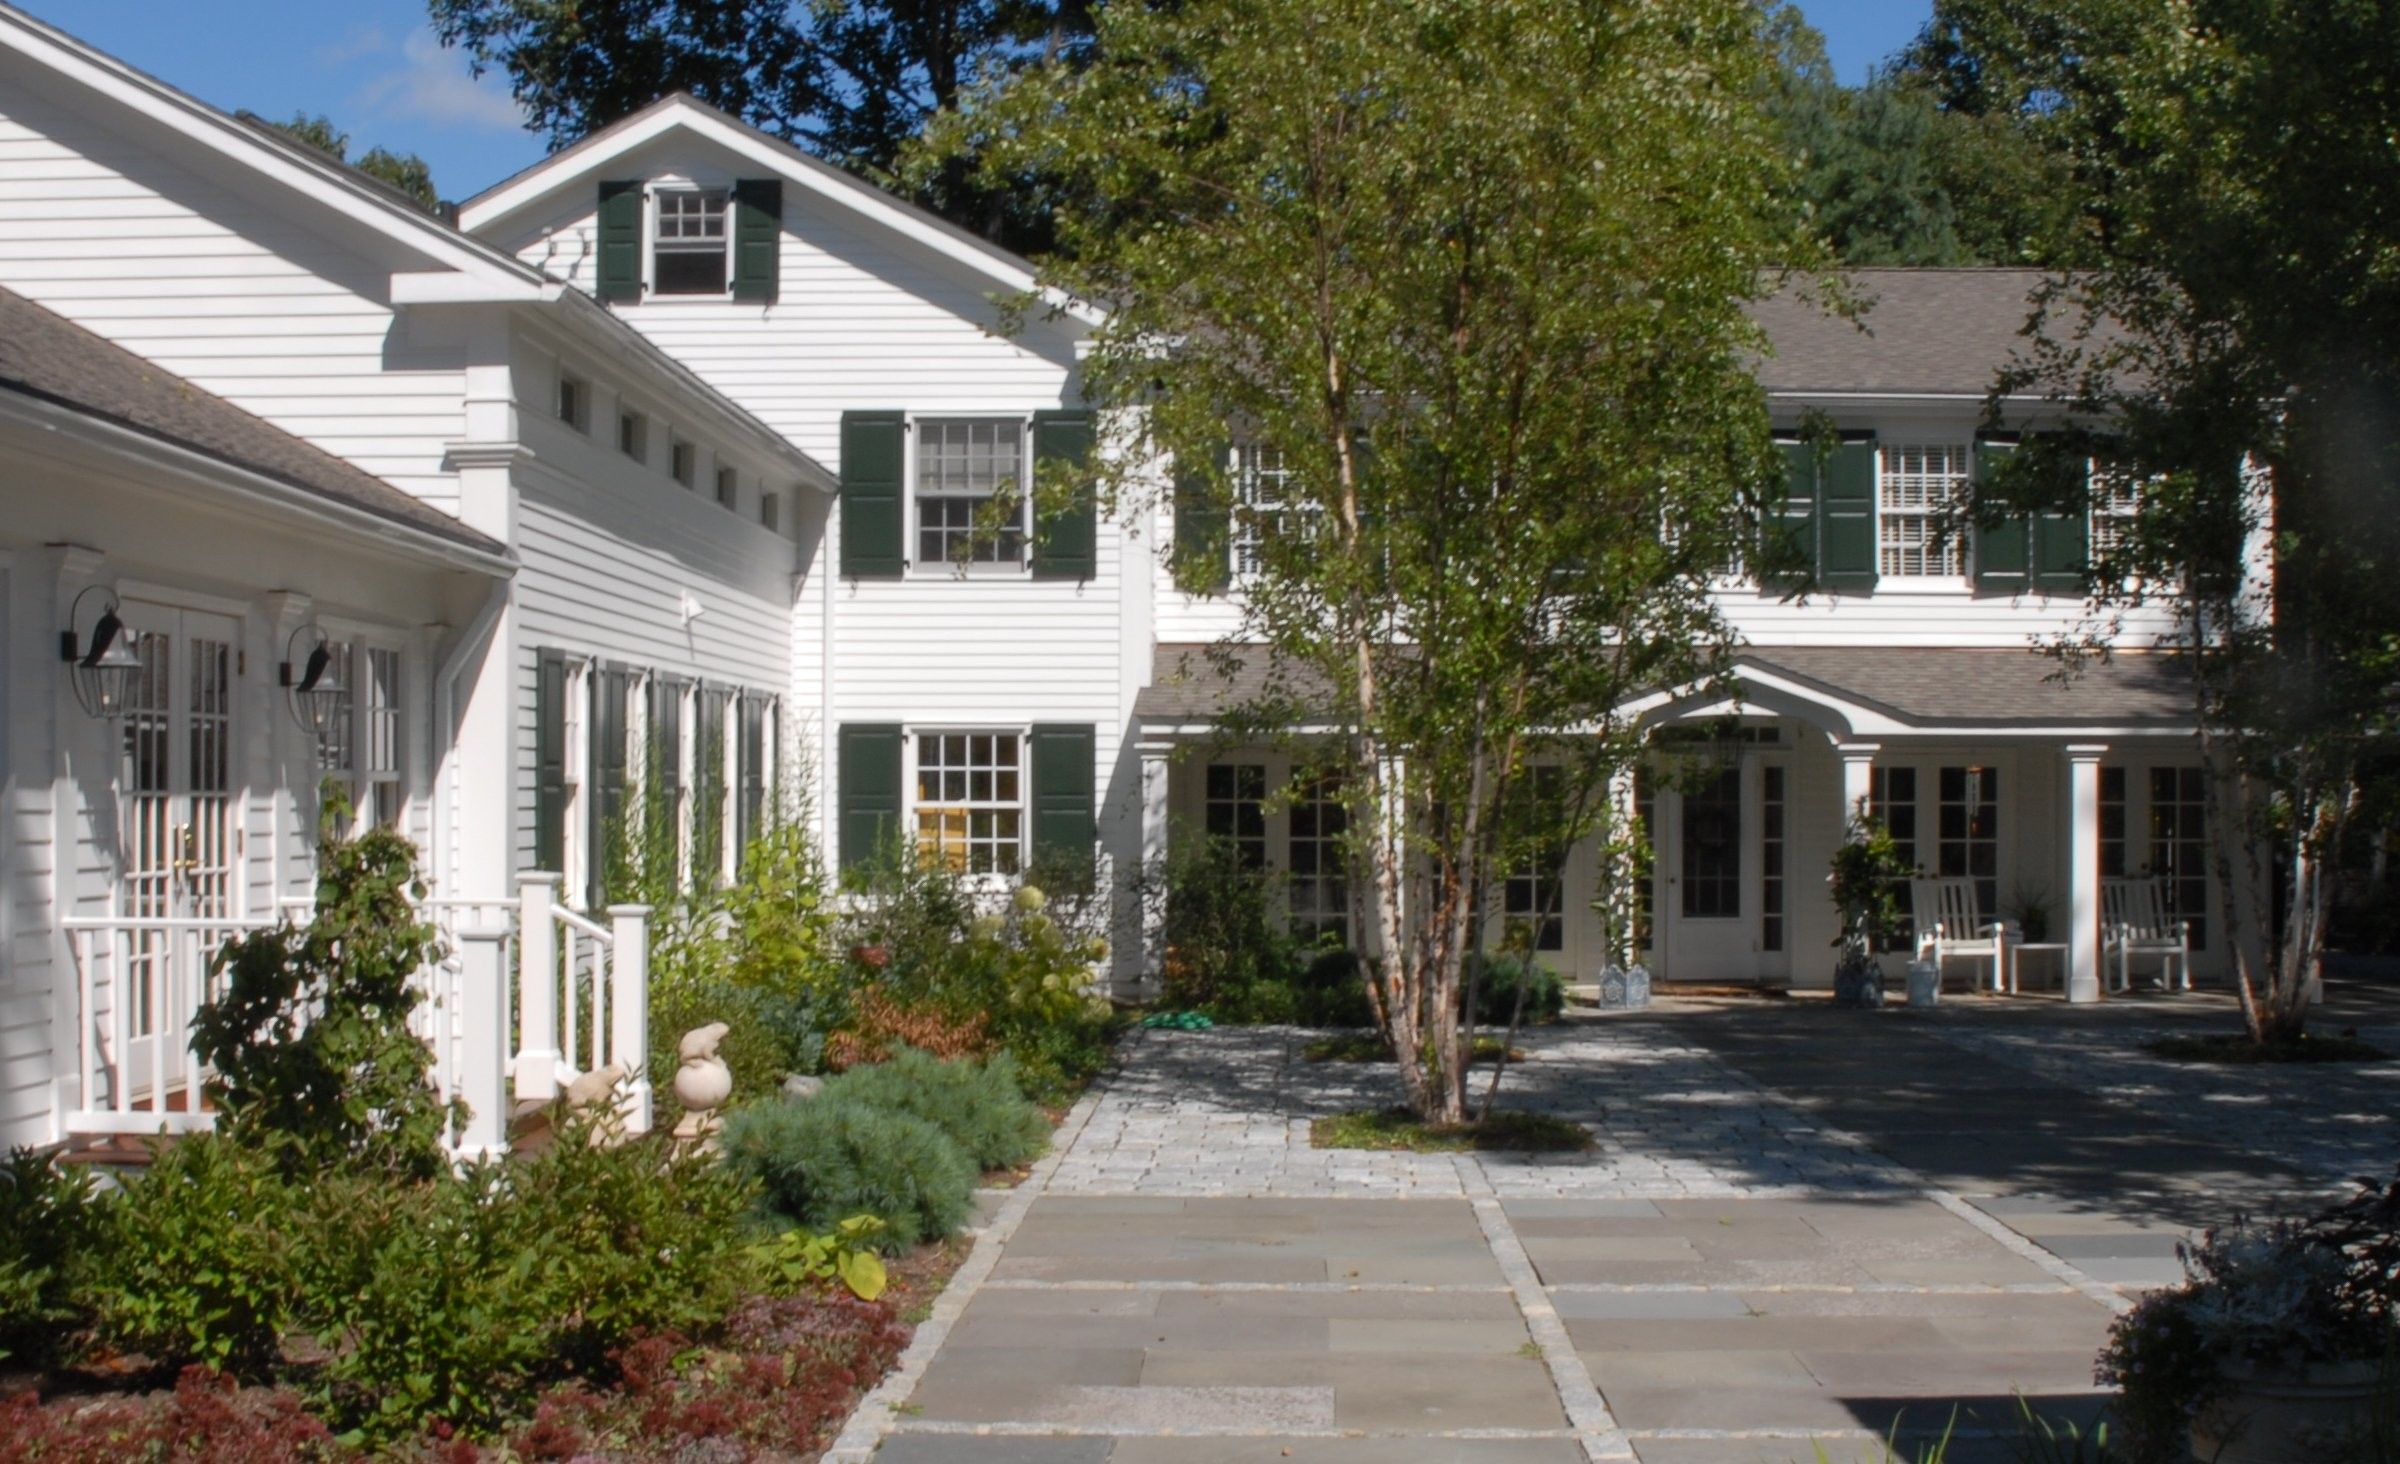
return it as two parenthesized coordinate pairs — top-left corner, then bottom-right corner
(929, 0), (1814, 1121)
(1768, 9), (2082, 266)
(1934, 0), (2400, 1042)
(189, 808), (461, 1178)
(426, 0), (1095, 250)
(253, 112), (440, 210)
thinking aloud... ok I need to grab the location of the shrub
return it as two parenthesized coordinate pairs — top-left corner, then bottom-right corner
(188, 810), (457, 1178)
(297, 1115), (761, 1442)
(824, 986), (992, 1071)
(824, 1048), (1050, 1170)
(722, 1093), (977, 1248)
(836, 857), (1117, 1099)
(0, 1147), (107, 1369)
(1151, 835), (1315, 1021)
(91, 1135), (303, 1373)
(1463, 954), (1565, 1025)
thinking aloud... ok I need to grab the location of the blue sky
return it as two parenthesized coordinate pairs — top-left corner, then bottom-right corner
(19, 1), (1932, 205)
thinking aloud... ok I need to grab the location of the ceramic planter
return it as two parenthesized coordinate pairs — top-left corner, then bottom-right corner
(1905, 959), (1941, 1008)
(2190, 1357), (2382, 1463)
(1597, 963), (1650, 1010)
(1832, 954), (1884, 1008)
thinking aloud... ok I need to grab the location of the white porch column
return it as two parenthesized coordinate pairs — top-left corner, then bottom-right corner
(1836, 741), (1880, 828)
(2064, 744), (2108, 1005)
(609, 903), (653, 1133)
(452, 920), (513, 1161)
(1136, 737), (1172, 993)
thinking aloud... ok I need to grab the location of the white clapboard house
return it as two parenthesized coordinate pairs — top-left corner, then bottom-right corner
(0, 5), (2219, 1154)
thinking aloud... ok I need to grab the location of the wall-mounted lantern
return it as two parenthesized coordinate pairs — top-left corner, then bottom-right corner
(280, 623), (347, 735)
(58, 585), (144, 719)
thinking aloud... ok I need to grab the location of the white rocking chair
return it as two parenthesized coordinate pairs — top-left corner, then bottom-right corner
(2102, 877), (2192, 993)
(1909, 877), (2008, 993)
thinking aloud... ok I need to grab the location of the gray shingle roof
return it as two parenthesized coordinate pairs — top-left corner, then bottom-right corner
(0, 287), (507, 559)
(1139, 642), (2192, 730)
(1738, 647), (2191, 727)
(1749, 268), (2103, 398)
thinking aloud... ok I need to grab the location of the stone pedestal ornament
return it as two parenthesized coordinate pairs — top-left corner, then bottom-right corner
(1597, 963), (1651, 1010)
(672, 1022), (734, 1148)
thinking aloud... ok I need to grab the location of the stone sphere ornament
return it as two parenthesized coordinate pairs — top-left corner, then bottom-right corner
(672, 1022), (735, 1148)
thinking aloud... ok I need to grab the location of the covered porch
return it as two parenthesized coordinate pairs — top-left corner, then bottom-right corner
(1132, 644), (2214, 1001)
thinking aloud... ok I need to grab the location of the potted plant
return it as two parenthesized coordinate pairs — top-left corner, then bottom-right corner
(2100, 1168), (2400, 1462)
(2007, 883), (2053, 944)
(1826, 804), (1910, 1008)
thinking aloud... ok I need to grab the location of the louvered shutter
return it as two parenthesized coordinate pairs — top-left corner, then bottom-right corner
(730, 179), (781, 303)
(1028, 723), (1098, 889)
(1763, 440), (1818, 587)
(840, 410), (906, 578)
(1171, 447), (1230, 593)
(2032, 506), (2090, 595)
(838, 724), (904, 873)
(534, 650), (568, 874)
(1031, 409), (1097, 580)
(596, 181), (643, 303)
(589, 665), (631, 908)
(1818, 438), (1879, 591)
(1972, 439), (2031, 593)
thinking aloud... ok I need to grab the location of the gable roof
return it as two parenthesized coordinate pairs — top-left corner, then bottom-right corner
(1749, 268), (2106, 400)
(0, 285), (509, 561)
(459, 92), (1098, 324)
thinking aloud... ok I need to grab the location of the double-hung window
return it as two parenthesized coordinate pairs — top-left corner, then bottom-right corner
(1879, 444), (1968, 578)
(652, 189), (729, 296)
(915, 418), (1027, 568)
(914, 732), (1024, 874)
(1230, 443), (1307, 578)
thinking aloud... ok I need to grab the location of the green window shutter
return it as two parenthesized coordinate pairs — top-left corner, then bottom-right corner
(1818, 438), (1879, 591)
(1031, 409), (1097, 580)
(839, 410), (906, 578)
(534, 650), (568, 874)
(1028, 723), (1098, 888)
(647, 677), (685, 797)
(1171, 447), (1231, 593)
(590, 665), (631, 908)
(735, 693), (767, 863)
(1972, 439), (2031, 593)
(2032, 508), (2089, 595)
(730, 179), (781, 303)
(1763, 440), (1818, 587)
(838, 723), (904, 873)
(596, 181), (643, 304)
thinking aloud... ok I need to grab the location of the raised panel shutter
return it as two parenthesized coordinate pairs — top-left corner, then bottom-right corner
(730, 179), (781, 303)
(838, 724), (904, 873)
(839, 410), (906, 578)
(1971, 439), (2031, 592)
(534, 650), (568, 874)
(596, 181), (643, 303)
(1171, 448), (1231, 593)
(1818, 438), (1879, 591)
(1028, 723), (1098, 887)
(1031, 409), (1097, 580)
(2031, 506), (2089, 595)
(1765, 440), (1818, 586)
(590, 666), (631, 908)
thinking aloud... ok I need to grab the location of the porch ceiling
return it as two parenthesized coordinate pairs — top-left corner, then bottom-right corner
(1136, 642), (2195, 736)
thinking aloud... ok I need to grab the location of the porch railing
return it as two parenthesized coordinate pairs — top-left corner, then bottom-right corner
(61, 876), (650, 1157)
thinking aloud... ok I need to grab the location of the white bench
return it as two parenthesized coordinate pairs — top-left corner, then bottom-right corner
(2102, 877), (2192, 993)
(1909, 877), (2007, 993)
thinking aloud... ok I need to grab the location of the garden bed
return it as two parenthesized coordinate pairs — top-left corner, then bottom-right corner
(1302, 1032), (1523, 1064)
(1311, 1105), (1592, 1153)
(2146, 1031), (2390, 1064)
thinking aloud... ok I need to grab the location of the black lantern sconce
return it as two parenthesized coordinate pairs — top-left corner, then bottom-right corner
(58, 585), (145, 720)
(279, 623), (347, 736)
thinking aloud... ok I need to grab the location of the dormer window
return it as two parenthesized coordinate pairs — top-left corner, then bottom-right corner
(653, 189), (729, 295)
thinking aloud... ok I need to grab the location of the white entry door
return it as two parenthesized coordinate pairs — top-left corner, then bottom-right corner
(1655, 760), (1760, 982)
(115, 602), (240, 1104)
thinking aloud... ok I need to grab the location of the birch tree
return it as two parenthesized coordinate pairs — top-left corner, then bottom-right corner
(930, 0), (1814, 1120)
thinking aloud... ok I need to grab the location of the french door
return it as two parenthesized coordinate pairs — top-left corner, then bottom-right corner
(1652, 752), (1788, 983)
(116, 602), (240, 1104)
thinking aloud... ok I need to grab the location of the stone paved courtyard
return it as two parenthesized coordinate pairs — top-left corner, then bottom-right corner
(835, 986), (2400, 1464)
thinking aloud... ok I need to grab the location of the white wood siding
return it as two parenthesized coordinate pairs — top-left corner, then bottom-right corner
(0, 57), (470, 512)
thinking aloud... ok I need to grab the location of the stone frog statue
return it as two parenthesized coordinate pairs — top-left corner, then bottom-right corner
(673, 1021), (735, 1146)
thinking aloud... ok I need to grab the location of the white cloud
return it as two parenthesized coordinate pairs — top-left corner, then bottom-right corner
(359, 29), (526, 134)
(314, 25), (391, 68)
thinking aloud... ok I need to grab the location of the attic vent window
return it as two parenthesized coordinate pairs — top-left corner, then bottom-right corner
(654, 189), (728, 295)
